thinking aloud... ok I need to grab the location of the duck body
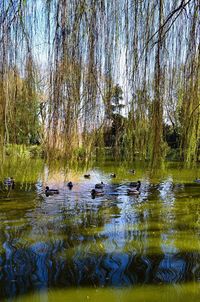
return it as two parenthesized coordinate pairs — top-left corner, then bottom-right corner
(4, 177), (15, 189)
(194, 179), (200, 183)
(130, 181), (138, 187)
(91, 188), (104, 197)
(130, 180), (141, 187)
(128, 181), (141, 195)
(127, 188), (140, 195)
(110, 173), (116, 178)
(129, 170), (135, 174)
(84, 174), (91, 179)
(67, 181), (73, 189)
(95, 182), (104, 189)
(45, 186), (59, 195)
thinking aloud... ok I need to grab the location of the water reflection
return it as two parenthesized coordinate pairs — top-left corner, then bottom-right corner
(1, 237), (200, 297)
(0, 161), (200, 300)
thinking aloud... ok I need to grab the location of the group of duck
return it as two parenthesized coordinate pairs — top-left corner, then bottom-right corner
(84, 170), (141, 196)
(3, 175), (200, 198)
(45, 181), (73, 196)
(91, 180), (141, 197)
(45, 170), (141, 198)
(84, 173), (117, 179)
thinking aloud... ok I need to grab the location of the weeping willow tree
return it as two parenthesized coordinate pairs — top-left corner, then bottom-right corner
(0, 0), (41, 159)
(0, 0), (199, 165)
(43, 0), (106, 159)
(179, 3), (200, 163)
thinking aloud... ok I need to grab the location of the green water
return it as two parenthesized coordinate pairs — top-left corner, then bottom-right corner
(0, 158), (200, 301)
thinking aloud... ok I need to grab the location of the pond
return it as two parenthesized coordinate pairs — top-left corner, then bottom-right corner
(0, 158), (200, 301)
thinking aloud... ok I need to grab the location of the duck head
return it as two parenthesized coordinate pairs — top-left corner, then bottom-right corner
(136, 181), (141, 190)
(67, 181), (73, 189)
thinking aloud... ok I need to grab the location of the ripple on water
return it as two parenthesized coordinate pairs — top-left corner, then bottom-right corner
(1, 164), (200, 300)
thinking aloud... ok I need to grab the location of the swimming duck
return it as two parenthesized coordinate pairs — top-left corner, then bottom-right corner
(91, 188), (104, 197)
(194, 179), (200, 183)
(129, 169), (135, 174)
(67, 181), (73, 189)
(127, 181), (141, 195)
(45, 186), (59, 196)
(4, 177), (15, 189)
(95, 182), (104, 189)
(84, 174), (91, 179)
(110, 173), (116, 178)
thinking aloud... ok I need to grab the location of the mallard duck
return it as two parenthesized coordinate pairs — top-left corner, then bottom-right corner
(91, 188), (104, 197)
(84, 174), (91, 179)
(110, 173), (116, 178)
(45, 186), (59, 195)
(129, 169), (135, 174)
(95, 182), (104, 189)
(4, 177), (15, 189)
(128, 181), (141, 195)
(67, 181), (73, 189)
(194, 179), (200, 183)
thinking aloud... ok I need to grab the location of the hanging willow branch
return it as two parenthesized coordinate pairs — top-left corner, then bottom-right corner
(0, 0), (199, 164)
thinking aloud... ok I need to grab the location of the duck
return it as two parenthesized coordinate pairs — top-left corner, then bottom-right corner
(110, 173), (116, 178)
(194, 179), (200, 183)
(45, 186), (59, 196)
(4, 177), (15, 189)
(67, 181), (73, 189)
(129, 169), (135, 174)
(127, 181), (141, 195)
(95, 182), (104, 189)
(91, 188), (104, 197)
(84, 174), (91, 179)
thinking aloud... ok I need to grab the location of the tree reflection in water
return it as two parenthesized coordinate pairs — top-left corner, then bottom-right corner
(1, 164), (200, 300)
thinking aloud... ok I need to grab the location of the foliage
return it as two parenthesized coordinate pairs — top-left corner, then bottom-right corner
(4, 144), (44, 159)
(0, 0), (199, 165)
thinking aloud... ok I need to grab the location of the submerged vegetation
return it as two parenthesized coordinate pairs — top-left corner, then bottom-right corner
(0, 0), (199, 165)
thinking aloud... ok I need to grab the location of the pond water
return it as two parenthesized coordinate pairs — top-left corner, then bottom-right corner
(0, 158), (200, 301)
